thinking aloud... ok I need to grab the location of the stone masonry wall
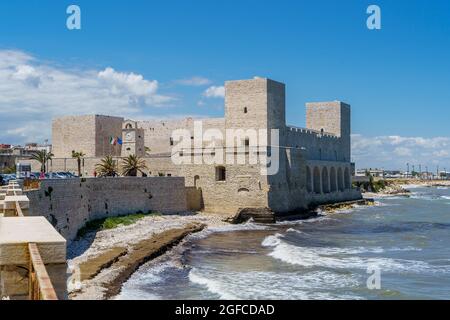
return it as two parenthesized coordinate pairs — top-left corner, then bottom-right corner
(52, 115), (124, 158)
(52, 115), (97, 158)
(25, 177), (187, 241)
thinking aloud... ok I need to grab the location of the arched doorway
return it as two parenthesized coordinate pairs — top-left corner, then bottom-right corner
(313, 167), (321, 194)
(330, 167), (337, 192)
(322, 167), (330, 193)
(338, 168), (344, 191)
(344, 167), (351, 189)
(194, 175), (200, 188)
(306, 166), (313, 193)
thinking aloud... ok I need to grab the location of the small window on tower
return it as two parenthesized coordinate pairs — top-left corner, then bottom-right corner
(216, 166), (226, 182)
(170, 137), (174, 146)
(244, 107), (248, 114)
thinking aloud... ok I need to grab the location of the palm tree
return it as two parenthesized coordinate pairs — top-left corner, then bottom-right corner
(121, 154), (148, 177)
(31, 150), (54, 173)
(96, 156), (118, 177)
(71, 150), (86, 177)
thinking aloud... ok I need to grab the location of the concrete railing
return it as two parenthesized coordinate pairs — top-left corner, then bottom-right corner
(1, 180), (29, 217)
(28, 243), (58, 300)
(0, 180), (64, 300)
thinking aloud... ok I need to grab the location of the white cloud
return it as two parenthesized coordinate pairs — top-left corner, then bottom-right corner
(203, 85), (225, 98)
(352, 134), (450, 170)
(175, 76), (211, 86)
(0, 50), (175, 144)
(393, 147), (412, 157)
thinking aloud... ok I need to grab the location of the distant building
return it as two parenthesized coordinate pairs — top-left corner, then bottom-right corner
(356, 168), (385, 178)
(1, 143), (51, 172)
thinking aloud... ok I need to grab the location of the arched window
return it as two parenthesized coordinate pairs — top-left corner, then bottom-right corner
(194, 175), (200, 188)
(125, 123), (133, 129)
(238, 188), (250, 194)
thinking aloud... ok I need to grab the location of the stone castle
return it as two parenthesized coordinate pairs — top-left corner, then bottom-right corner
(29, 77), (361, 214)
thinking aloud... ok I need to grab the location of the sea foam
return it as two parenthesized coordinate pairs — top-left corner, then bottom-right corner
(263, 237), (436, 273)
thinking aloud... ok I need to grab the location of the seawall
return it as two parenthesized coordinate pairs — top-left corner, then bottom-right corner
(25, 177), (188, 241)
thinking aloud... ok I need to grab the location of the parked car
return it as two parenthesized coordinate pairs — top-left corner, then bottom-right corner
(0, 174), (17, 185)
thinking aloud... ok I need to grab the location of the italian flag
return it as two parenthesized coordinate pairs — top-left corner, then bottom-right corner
(110, 137), (117, 145)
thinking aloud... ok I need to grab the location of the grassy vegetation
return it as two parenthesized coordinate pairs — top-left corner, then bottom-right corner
(77, 211), (162, 238)
(371, 179), (387, 192)
(353, 177), (390, 193)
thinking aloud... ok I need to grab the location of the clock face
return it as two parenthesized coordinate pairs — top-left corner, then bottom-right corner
(125, 132), (133, 141)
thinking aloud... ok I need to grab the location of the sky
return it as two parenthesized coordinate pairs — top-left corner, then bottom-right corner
(0, 0), (449, 171)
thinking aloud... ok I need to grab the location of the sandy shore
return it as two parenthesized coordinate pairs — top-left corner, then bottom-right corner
(68, 212), (230, 300)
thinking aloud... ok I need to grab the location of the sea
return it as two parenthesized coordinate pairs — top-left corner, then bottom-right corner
(117, 186), (450, 300)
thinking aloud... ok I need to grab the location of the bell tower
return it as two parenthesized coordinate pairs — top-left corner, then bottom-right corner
(122, 120), (145, 157)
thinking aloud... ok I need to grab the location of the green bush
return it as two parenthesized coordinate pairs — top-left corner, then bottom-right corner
(76, 211), (162, 238)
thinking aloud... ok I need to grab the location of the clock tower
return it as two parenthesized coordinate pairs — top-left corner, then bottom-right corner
(121, 120), (145, 157)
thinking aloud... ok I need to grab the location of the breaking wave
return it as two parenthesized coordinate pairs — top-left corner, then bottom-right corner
(188, 268), (363, 300)
(262, 235), (438, 273)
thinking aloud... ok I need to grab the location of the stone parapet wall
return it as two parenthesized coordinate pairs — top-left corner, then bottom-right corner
(25, 177), (188, 241)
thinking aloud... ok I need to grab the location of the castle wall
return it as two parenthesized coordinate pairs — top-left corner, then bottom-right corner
(137, 118), (225, 155)
(285, 128), (346, 162)
(94, 115), (124, 157)
(52, 115), (123, 158)
(52, 115), (97, 158)
(180, 161), (269, 214)
(306, 101), (351, 162)
(267, 148), (308, 212)
(25, 177), (187, 241)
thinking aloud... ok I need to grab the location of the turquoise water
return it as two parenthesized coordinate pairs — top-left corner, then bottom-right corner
(118, 186), (450, 300)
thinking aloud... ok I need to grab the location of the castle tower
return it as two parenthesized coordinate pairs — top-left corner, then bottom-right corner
(306, 101), (351, 162)
(225, 77), (286, 131)
(225, 77), (286, 152)
(121, 120), (145, 157)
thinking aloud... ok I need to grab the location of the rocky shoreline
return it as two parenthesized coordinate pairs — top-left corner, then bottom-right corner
(68, 213), (230, 300)
(362, 179), (449, 198)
